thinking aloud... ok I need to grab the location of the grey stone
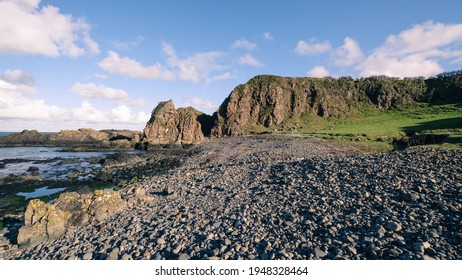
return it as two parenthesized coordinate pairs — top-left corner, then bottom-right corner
(82, 252), (93, 260)
(314, 247), (327, 258)
(386, 222), (402, 232)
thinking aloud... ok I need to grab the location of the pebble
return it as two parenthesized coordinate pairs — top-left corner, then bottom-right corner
(178, 253), (190, 260)
(314, 247), (328, 258)
(3, 137), (461, 261)
(386, 222), (402, 232)
(82, 252), (93, 260)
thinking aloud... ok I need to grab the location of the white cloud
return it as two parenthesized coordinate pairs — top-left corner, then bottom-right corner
(378, 21), (462, 56)
(72, 83), (129, 101)
(210, 72), (233, 81)
(232, 39), (257, 50)
(98, 51), (175, 80)
(295, 40), (332, 55)
(307, 66), (330, 78)
(68, 101), (148, 124)
(0, 90), (149, 127)
(111, 36), (144, 51)
(262, 32), (274, 41)
(358, 21), (462, 77)
(238, 53), (264, 67)
(72, 82), (146, 106)
(162, 42), (225, 83)
(0, 69), (36, 93)
(0, 0), (99, 57)
(333, 37), (364, 67)
(358, 54), (443, 78)
(182, 97), (218, 112)
(90, 73), (108, 80)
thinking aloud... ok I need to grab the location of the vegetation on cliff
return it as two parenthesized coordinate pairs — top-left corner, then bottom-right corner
(210, 72), (462, 150)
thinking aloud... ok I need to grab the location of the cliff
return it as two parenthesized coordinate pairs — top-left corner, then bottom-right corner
(211, 75), (429, 136)
(140, 72), (462, 143)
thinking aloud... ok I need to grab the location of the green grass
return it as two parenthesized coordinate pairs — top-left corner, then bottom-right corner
(276, 103), (462, 151)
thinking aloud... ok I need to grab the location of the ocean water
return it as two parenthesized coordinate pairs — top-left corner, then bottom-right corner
(17, 186), (67, 200)
(0, 147), (114, 179)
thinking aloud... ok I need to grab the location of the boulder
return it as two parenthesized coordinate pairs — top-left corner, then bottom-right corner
(17, 190), (126, 247)
(88, 190), (127, 222)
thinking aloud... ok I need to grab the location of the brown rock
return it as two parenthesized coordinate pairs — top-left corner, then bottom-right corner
(211, 75), (426, 136)
(141, 100), (212, 146)
(50, 128), (109, 143)
(88, 190), (127, 222)
(17, 190), (127, 246)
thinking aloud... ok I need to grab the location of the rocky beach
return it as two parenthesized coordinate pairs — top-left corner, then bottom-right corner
(1, 135), (460, 260)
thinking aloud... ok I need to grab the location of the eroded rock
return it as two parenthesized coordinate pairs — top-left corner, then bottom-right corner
(17, 190), (126, 247)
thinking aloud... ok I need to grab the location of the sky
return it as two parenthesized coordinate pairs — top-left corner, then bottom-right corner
(1, 0), (462, 132)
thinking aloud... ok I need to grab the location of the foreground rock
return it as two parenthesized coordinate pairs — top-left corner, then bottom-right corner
(17, 189), (140, 247)
(3, 136), (461, 260)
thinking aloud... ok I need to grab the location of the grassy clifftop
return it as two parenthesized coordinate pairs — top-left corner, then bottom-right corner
(212, 71), (462, 150)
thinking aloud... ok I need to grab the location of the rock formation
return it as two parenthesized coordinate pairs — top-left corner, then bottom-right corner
(17, 187), (154, 247)
(0, 128), (142, 150)
(211, 75), (428, 136)
(141, 100), (213, 148)
(17, 189), (132, 246)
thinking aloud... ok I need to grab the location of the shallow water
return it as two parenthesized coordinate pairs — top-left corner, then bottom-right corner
(0, 147), (114, 179)
(0, 146), (111, 161)
(17, 186), (67, 200)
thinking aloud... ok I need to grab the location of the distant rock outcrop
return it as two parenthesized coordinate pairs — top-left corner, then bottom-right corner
(0, 128), (142, 150)
(141, 100), (213, 148)
(0, 130), (50, 145)
(49, 128), (109, 143)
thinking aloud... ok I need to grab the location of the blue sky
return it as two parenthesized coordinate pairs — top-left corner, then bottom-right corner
(1, 0), (462, 132)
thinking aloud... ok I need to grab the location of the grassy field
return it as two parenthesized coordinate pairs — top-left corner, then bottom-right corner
(274, 103), (462, 151)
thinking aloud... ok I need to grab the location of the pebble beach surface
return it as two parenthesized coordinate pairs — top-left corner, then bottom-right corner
(2, 136), (461, 260)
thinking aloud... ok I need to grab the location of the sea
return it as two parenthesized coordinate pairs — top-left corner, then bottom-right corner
(0, 146), (116, 199)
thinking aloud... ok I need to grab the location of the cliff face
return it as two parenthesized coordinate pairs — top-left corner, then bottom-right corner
(141, 100), (212, 147)
(141, 72), (461, 143)
(211, 75), (427, 136)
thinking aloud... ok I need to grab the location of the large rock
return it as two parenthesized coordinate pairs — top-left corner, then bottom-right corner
(88, 190), (127, 222)
(17, 190), (126, 247)
(141, 100), (213, 146)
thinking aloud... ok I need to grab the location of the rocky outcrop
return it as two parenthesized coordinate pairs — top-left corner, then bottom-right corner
(0, 130), (50, 146)
(17, 190), (128, 247)
(211, 75), (427, 136)
(141, 100), (213, 147)
(49, 128), (109, 143)
(0, 129), (142, 150)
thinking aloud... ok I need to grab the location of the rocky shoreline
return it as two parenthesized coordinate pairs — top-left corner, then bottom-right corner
(1, 135), (460, 260)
